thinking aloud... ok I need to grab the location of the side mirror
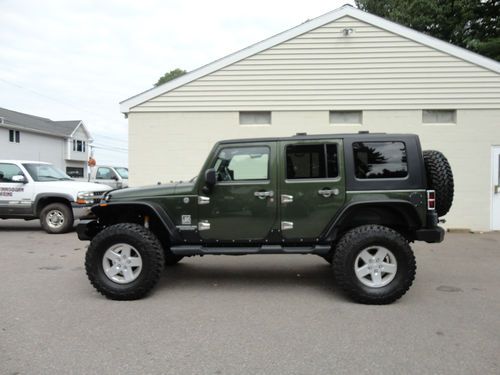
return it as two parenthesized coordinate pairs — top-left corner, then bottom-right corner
(205, 168), (216, 186)
(12, 175), (27, 183)
(112, 175), (119, 181)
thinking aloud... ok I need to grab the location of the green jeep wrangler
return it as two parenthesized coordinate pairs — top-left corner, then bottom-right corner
(78, 132), (453, 304)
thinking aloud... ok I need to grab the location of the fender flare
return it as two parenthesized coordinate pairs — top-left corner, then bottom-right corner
(34, 193), (74, 215)
(321, 200), (423, 242)
(91, 201), (182, 243)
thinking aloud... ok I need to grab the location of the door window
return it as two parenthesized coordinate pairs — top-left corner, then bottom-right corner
(286, 144), (338, 179)
(214, 147), (269, 181)
(0, 163), (24, 183)
(96, 167), (115, 180)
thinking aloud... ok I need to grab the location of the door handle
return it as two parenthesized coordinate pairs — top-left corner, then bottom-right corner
(318, 188), (339, 198)
(254, 190), (274, 199)
(495, 185), (500, 194)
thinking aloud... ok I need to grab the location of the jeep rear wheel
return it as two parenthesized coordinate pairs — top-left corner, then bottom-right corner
(423, 150), (454, 217)
(40, 202), (74, 234)
(332, 225), (416, 304)
(85, 223), (164, 300)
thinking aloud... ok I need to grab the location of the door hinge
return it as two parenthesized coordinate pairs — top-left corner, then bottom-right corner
(281, 221), (294, 230)
(198, 196), (210, 205)
(281, 194), (293, 204)
(198, 220), (211, 231)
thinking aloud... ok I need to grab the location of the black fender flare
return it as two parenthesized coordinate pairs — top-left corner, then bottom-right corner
(34, 193), (74, 215)
(321, 200), (423, 242)
(91, 201), (182, 243)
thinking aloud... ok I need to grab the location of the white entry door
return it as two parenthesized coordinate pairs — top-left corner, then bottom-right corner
(492, 147), (500, 230)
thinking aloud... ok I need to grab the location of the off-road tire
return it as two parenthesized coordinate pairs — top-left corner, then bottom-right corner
(85, 223), (165, 300)
(332, 225), (416, 305)
(423, 150), (454, 217)
(40, 202), (74, 234)
(165, 252), (184, 266)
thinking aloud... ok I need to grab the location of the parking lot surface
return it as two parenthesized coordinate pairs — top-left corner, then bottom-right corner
(1, 220), (499, 375)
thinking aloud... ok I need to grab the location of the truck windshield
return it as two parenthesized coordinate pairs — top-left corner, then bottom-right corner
(115, 167), (128, 179)
(22, 163), (72, 181)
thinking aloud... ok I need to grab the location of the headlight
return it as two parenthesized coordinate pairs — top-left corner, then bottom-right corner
(77, 191), (105, 205)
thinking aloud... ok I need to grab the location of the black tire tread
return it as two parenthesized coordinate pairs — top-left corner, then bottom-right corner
(40, 202), (74, 234)
(423, 150), (454, 217)
(85, 223), (164, 300)
(332, 225), (416, 305)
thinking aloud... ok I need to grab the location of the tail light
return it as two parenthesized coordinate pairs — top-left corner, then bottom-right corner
(427, 190), (436, 210)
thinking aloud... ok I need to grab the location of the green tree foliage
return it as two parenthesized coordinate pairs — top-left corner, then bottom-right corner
(154, 69), (187, 87)
(355, 0), (500, 61)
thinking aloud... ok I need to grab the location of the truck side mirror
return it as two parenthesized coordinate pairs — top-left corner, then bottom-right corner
(205, 168), (216, 186)
(12, 175), (27, 183)
(203, 168), (216, 194)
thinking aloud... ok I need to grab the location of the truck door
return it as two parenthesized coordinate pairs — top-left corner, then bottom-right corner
(279, 140), (346, 241)
(198, 142), (278, 242)
(0, 162), (34, 216)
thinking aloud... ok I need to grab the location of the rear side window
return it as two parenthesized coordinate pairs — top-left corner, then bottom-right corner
(353, 142), (408, 179)
(286, 144), (338, 179)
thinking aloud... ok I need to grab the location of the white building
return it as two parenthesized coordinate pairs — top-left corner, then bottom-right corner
(0, 107), (93, 178)
(120, 5), (500, 231)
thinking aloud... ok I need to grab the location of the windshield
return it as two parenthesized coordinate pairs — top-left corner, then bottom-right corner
(115, 167), (128, 179)
(22, 163), (72, 182)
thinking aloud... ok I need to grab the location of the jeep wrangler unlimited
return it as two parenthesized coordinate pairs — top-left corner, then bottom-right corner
(77, 132), (453, 304)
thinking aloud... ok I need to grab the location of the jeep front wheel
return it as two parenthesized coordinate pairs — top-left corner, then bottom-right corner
(85, 223), (165, 300)
(40, 202), (74, 234)
(332, 225), (416, 304)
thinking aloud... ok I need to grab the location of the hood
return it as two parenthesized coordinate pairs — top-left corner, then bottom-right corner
(36, 180), (112, 192)
(108, 181), (196, 200)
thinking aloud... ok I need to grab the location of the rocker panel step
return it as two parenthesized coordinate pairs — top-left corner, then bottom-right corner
(170, 244), (331, 256)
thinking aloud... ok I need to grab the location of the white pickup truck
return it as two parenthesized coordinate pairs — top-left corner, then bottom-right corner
(0, 160), (112, 234)
(89, 165), (128, 189)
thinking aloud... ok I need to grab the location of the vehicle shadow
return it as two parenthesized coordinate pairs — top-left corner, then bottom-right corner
(156, 258), (344, 298)
(0, 220), (45, 232)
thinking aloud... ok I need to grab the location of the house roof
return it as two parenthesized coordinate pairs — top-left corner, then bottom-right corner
(0, 107), (91, 139)
(120, 4), (500, 113)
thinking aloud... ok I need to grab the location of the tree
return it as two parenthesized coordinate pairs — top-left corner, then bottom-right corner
(154, 69), (187, 87)
(355, 0), (500, 61)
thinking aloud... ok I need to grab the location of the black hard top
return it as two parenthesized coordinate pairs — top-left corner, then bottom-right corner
(218, 132), (418, 145)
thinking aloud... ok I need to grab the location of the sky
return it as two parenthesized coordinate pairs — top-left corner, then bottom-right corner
(0, 0), (355, 166)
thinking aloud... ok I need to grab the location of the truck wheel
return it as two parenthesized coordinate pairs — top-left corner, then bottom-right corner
(423, 150), (454, 217)
(40, 202), (74, 234)
(332, 225), (416, 305)
(85, 223), (165, 300)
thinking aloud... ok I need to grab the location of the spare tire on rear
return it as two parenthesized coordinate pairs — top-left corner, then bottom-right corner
(423, 150), (454, 217)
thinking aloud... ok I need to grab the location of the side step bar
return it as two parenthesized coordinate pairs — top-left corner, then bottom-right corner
(170, 244), (331, 256)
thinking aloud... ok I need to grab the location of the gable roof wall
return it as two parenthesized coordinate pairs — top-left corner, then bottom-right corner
(121, 6), (500, 112)
(0, 107), (90, 139)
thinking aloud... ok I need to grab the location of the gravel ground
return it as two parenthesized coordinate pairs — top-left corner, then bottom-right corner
(0, 219), (499, 375)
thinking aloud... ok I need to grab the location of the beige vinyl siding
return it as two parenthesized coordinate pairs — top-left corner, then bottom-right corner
(133, 16), (500, 112)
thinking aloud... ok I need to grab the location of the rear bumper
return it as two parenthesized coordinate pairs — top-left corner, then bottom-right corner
(76, 220), (102, 241)
(415, 226), (445, 243)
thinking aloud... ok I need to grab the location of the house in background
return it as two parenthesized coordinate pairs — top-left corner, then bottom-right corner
(120, 5), (500, 231)
(0, 107), (93, 178)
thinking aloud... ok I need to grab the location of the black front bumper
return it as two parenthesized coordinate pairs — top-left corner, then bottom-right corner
(415, 226), (445, 243)
(76, 220), (102, 241)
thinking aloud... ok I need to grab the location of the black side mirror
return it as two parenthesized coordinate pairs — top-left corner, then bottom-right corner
(112, 175), (119, 181)
(205, 168), (216, 186)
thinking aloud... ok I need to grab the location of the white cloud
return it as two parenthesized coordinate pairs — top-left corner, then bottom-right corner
(0, 0), (354, 166)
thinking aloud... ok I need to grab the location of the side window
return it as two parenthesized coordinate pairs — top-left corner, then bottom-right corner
(353, 142), (408, 179)
(96, 167), (114, 180)
(286, 144), (339, 179)
(0, 163), (24, 183)
(213, 147), (269, 182)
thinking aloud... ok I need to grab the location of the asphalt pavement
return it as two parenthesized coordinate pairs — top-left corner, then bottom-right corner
(1, 219), (499, 375)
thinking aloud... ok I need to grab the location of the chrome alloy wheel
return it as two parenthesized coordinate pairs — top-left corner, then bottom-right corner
(354, 246), (397, 288)
(46, 209), (65, 229)
(102, 243), (143, 284)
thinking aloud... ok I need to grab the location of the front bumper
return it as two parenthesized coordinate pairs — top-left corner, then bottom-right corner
(71, 204), (95, 220)
(76, 220), (102, 241)
(415, 226), (445, 243)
